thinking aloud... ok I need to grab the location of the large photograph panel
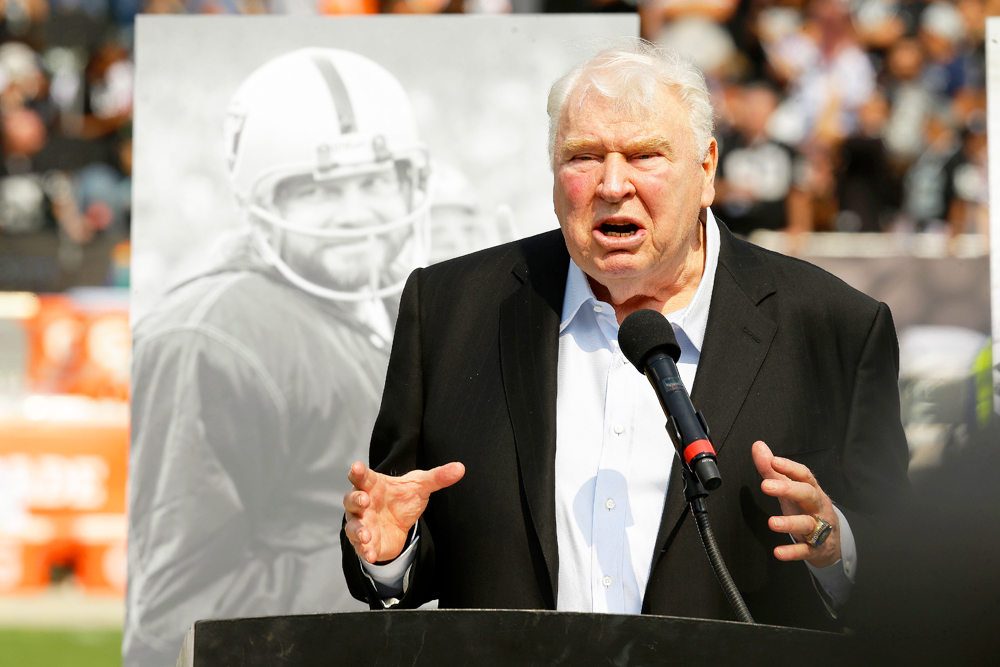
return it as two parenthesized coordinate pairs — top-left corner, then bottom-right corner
(127, 15), (638, 667)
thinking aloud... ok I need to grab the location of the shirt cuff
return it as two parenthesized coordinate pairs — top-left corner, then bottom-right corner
(803, 505), (856, 608)
(359, 525), (420, 601)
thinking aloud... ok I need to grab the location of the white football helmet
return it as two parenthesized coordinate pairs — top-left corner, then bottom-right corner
(224, 48), (431, 302)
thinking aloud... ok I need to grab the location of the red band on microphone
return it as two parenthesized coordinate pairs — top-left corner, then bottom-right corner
(683, 439), (715, 463)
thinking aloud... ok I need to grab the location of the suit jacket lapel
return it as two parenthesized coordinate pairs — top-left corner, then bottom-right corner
(498, 231), (568, 608)
(648, 222), (778, 567)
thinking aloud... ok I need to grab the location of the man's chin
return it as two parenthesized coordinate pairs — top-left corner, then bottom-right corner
(587, 260), (664, 304)
(317, 246), (378, 278)
(589, 255), (646, 282)
(295, 258), (369, 293)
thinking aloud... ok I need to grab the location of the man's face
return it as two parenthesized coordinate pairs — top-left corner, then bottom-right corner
(552, 86), (717, 303)
(272, 162), (412, 292)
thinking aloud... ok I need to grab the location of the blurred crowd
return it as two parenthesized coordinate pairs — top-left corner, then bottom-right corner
(0, 2), (133, 293)
(650, 0), (992, 243)
(0, 0), (991, 295)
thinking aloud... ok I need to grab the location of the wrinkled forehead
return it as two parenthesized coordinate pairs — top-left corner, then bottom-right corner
(558, 84), (687, 137)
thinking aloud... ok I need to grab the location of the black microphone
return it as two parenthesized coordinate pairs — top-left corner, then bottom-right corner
(619, 309), (722, 490)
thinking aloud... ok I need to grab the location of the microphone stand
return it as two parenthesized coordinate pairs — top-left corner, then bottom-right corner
(681, 464), (755, 624)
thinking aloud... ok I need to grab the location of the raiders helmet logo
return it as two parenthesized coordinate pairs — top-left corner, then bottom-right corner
(223, 107), (248, 173)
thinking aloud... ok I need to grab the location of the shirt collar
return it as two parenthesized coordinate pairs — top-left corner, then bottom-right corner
(560, 253), (597, 334)
(559, 207), (721, 355)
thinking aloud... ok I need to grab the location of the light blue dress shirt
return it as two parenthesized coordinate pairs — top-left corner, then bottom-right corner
(553, 210), (718, 613)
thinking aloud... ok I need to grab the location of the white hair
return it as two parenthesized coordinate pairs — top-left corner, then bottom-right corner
(546, 38), (715, 166)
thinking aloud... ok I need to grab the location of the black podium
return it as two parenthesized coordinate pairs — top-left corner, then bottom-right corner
(176, 609), (857, 667)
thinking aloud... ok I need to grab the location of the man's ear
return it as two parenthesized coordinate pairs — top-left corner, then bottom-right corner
(700, 138), (718, 208)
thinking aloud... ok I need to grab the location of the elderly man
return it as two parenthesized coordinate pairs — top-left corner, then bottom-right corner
(342, 39), (909, 629)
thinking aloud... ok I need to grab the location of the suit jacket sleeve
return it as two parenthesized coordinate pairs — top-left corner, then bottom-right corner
(341, 268), (438, 609)
(829, 300), (911, 565)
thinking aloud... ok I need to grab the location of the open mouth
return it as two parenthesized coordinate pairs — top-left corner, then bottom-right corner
(599, 222), (640, 238)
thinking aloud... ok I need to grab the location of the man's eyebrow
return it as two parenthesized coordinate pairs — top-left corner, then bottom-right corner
(559, 136), (676, 158)
(625, 136), (676, 157)
(559, 138), (600, 155)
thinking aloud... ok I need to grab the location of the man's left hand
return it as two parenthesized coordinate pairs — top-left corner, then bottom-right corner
(752, 440), (841, 568)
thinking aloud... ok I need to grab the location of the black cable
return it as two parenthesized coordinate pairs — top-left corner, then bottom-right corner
(681, 465), (754, 624)
(692, 506), (755, 624)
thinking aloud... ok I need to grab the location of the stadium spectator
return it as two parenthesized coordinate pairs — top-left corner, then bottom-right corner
(881, 38), (935, 168)
(834, 89), (900, 232)
(942, 112), (988, 239)
(714, 80), (810, 236)
(901, 104), (961, 232)
(765, 0), (876, 147)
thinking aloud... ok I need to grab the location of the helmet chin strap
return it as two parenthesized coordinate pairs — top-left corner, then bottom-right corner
(249, 192), (430, 304)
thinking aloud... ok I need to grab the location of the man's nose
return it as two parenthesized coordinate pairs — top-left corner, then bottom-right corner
(595, 154), (635, 203)
(326, 182), (370, 227)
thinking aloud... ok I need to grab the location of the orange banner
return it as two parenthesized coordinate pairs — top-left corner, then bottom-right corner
(0, 416), (128, 595)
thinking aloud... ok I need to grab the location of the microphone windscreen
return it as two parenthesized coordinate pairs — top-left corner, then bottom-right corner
(619, 309), (681, 369)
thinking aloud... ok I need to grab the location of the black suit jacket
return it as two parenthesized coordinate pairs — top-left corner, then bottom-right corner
(342, 221), (910, 629)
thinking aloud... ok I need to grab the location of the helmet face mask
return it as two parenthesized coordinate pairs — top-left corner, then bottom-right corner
(226, 48), (431, 302)
(250, 147), (430, 299)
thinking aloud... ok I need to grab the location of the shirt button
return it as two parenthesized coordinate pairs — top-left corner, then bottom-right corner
(605, 498), (616, 510)
(593, 305), (603, 313)
(613, 424), (624, 434)
(603, 576), (612, 587)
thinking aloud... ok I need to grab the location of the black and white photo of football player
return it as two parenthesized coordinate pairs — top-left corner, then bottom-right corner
(125, 48), (431, 667)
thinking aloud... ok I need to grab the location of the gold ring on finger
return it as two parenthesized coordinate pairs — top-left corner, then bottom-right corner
(805, 515), (832, 547)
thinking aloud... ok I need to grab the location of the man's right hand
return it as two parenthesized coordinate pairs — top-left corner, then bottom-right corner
(343, 460), (466, 564)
